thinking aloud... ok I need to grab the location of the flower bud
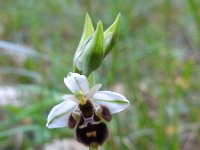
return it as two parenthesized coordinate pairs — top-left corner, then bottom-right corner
(73, 13), (94, 75)
(73, 13), (121, 76)
(73, 17), (105, 76)
(104, 13), (121, 57)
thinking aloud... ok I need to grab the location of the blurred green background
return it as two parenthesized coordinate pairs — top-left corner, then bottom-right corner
(0, 0), (200, 150)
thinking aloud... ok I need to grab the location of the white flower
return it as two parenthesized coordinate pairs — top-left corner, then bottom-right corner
(46, 72), (129, 129)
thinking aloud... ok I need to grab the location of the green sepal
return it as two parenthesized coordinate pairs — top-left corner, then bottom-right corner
(82, 21), (105, 76)
(73, 13), (94, 73)
(78, 13), (94, 49)
(104, 13), (121, 56)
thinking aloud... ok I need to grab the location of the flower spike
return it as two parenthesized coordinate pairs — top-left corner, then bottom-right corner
(47, 14), (126, 149)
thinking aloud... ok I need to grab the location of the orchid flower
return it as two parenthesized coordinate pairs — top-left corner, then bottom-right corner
(46, 72), (129, 147)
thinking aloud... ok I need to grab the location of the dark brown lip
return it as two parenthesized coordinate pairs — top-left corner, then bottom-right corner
(76, 121), (109, 147)
(68, 101), (112, 147)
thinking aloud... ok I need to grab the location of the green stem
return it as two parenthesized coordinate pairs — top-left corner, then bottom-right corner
(88, 72), (96, 86)
(89, 146), (98, 150)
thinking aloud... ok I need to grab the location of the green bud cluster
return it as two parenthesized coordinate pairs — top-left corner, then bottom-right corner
(73, 13), (121, 77)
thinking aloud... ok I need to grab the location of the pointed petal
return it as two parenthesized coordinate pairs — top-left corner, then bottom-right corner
(62, 94), (79, 103)
(93, 91), (129, 114)
(86, 84), (102, 100)
(46, 100), (77, 128)
(64, 72), (89, 94)
(104, 13), (121, 56)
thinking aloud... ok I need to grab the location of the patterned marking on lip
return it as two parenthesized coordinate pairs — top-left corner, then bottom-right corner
(86, 131), (97, 137)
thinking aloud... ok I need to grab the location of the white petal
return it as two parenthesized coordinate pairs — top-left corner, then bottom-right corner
(86, 84), (102, 100)
(46, 100), (77, 128)
(62, 94), (79, 103)
(64, 72), (89, 94)
(93, 91), (129, 113)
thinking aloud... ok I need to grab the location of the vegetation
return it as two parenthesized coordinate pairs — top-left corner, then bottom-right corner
(0, 0), (200, 149)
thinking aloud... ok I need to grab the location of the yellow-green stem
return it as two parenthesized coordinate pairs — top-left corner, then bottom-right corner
(89, 146), (98, 150)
